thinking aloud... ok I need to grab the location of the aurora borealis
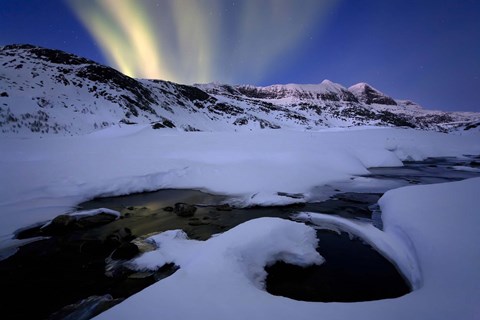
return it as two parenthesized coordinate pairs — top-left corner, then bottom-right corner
(1, 0), (480, 111)
(67, 0), (338, 84)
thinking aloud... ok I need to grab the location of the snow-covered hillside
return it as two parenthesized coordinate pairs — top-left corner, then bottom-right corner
(1, 44), (479, 136)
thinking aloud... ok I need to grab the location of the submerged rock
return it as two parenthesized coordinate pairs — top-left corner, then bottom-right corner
(78, 239), (106, 256)
(39, 209), (120, 236)
(216, 204), (233, 211)
(105, 236), (159, 278)
(470, 160), (480, 167)
(105, 228), (134, 248)
(74, 213), (117, 229)
(277, 192), (305, 199)
(14, 224), (44, 239)
(131, 237), (157, 253)
(41, 214), (75, 235)
(174, 203), (197, 217)
(188, 221), (209, 226)
(111, 242), (140, 260)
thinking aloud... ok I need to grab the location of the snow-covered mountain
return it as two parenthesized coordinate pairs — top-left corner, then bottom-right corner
(1, 44), (479, 136)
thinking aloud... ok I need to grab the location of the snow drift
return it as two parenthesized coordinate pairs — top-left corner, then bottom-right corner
(1, 127), (479, 238)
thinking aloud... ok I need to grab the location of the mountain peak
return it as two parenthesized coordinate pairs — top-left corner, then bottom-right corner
(348, 82), (397, 106)
(230, 80), (358, 102)
(260, 79), (345, 93)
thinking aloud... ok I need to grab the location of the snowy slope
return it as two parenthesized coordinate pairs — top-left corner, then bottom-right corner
(1, 44), (479, 136)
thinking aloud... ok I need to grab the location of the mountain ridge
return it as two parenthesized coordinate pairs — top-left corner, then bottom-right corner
(1, 44), (479, 136)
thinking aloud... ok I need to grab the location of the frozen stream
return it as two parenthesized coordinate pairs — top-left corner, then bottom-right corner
(1, 155), (479, 319)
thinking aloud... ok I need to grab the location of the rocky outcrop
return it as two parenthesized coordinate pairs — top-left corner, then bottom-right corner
(40, 211), (119, 235)
(348, 83), (397, 105)
(174, 203), (197, 217)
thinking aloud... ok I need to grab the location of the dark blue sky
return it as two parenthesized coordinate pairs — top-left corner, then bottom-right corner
(1, 0), (479, 112)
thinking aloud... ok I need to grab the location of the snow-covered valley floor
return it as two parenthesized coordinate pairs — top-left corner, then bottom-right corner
(1, 126), (480, 319)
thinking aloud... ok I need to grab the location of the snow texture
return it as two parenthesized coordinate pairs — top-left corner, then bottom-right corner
(1, 127), (479, 239)
(128, 218), (323, 289)
(0, 124), (479, 319)
(95, 178), (480, 320)
(68, 208), (120, 218)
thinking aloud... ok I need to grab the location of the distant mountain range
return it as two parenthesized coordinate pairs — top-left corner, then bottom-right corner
(1, 44), (479, 136)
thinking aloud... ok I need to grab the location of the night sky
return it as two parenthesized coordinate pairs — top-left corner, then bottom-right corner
(1, 0), (479, 112)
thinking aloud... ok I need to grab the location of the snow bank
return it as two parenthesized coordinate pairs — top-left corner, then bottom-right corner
(95, 178), (480, 320)
(1, 127), (479, 238)
(68, 208), (120, 218)
(377, 177), (480, 319)
(95, 218), (324, 320)
(293, 212), (421, 290)
(127, 218), (323, 289)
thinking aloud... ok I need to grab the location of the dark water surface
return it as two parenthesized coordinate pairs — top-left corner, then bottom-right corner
(1, 155), (479, 319)
(266, 230), (410, 302)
